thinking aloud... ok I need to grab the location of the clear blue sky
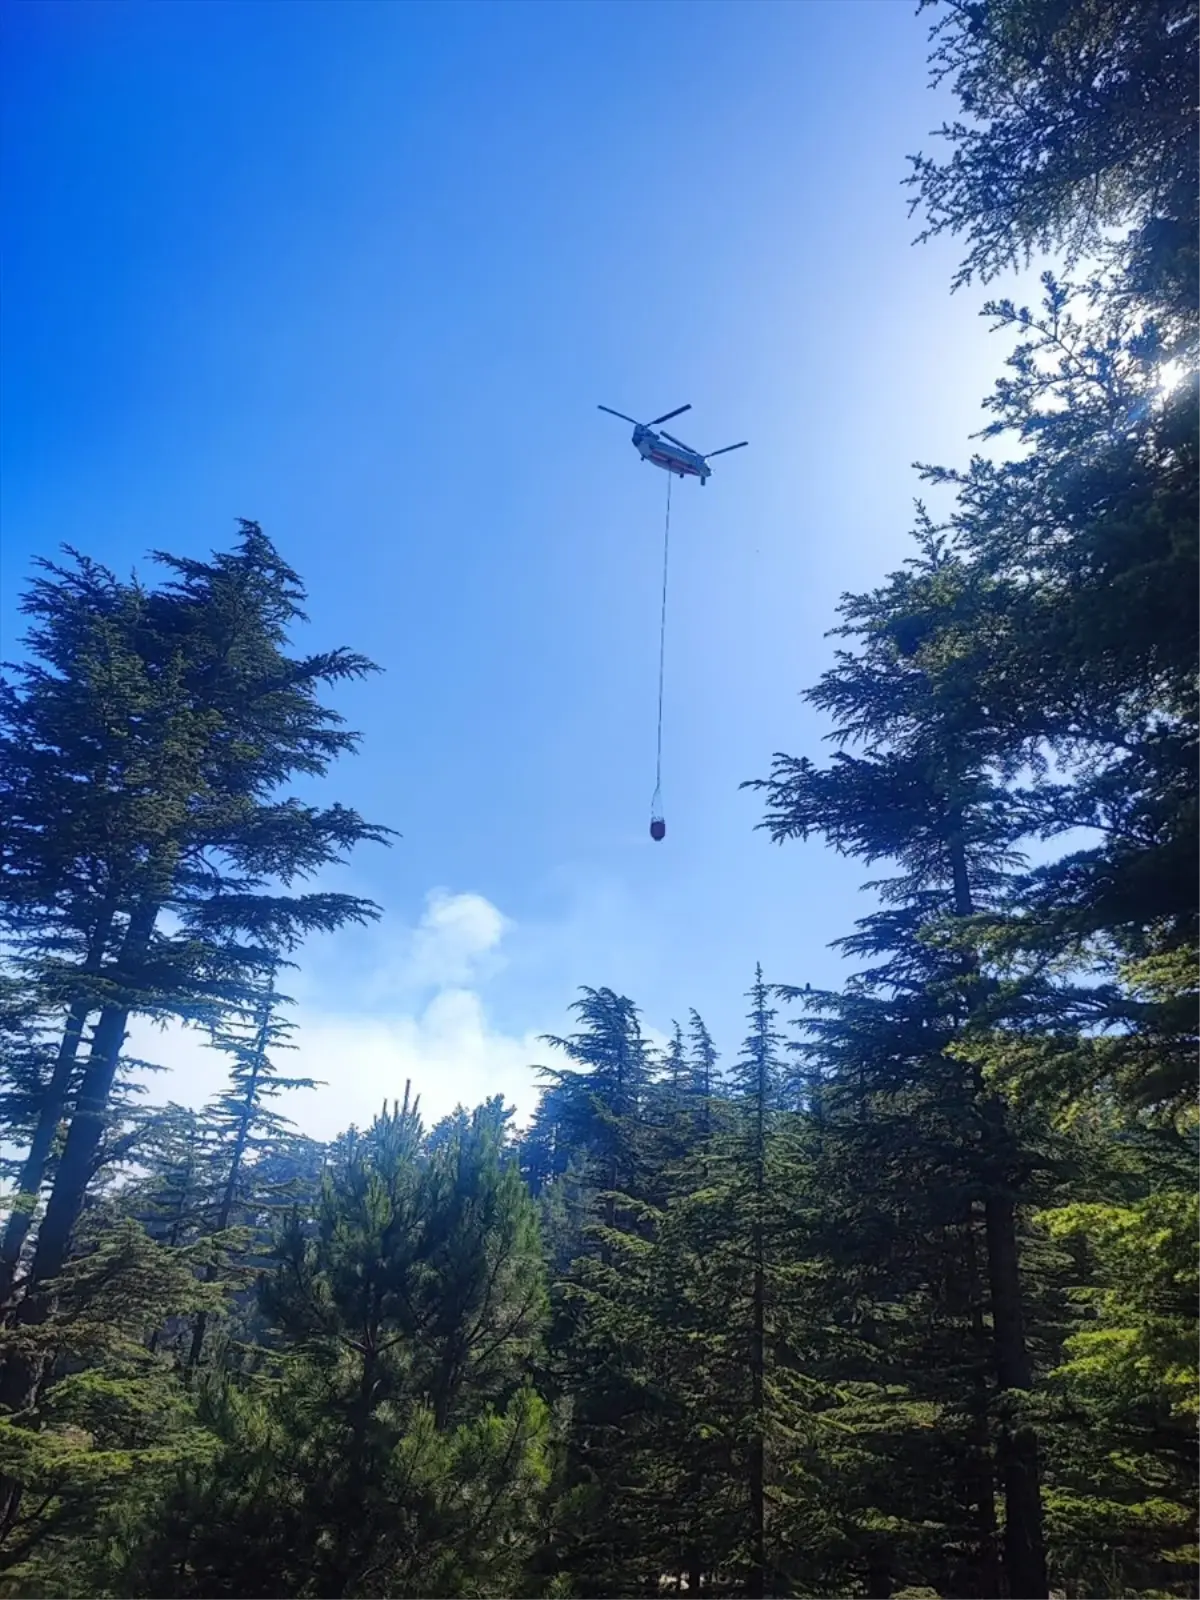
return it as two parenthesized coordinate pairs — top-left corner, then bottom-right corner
(2, 0), (1021, 1133)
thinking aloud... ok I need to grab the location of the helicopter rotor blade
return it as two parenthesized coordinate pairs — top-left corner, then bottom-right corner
(598, 405), (641, 425)
(704, 441), (749, 459)
(660, 431), (697, 452)
(648, 404), (691, 427)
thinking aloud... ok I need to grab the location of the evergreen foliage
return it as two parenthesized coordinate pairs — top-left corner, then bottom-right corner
(0, 524), (390, 1311)
(1, 1), (1195, 1594)
(908, 0), (1198, 332)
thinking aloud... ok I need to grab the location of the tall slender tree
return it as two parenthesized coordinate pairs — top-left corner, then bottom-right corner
(728, 968), (782, 1599)
(536, 987), (657, 1226)
(0, 526), (394, 1544)
(186, 961), (317, 1370)
(748, 529), (1053, 1598)
(0, 526), (389, 1304)
(1, 559), (175, 1302)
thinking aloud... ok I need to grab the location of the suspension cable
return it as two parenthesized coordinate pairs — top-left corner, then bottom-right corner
(651, 472), (672, 818)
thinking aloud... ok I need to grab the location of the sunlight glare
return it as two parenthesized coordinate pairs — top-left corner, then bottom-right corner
(1156, 358), (1188, 396)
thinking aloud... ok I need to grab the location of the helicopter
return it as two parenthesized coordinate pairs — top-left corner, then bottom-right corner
(598, 403), (747, 485)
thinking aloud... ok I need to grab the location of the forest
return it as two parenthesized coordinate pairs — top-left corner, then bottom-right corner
(0, 1), (1196, 1596)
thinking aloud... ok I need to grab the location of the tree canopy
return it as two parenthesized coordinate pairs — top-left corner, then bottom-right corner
(1, 2), (1195, 1595)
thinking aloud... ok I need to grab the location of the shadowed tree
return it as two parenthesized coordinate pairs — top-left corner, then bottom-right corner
(0, 524), (393, 1537)
(747, 529), (1052, 1598)
(908, 0), (1198, 336)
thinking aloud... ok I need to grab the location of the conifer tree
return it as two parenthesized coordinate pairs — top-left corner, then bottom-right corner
(0, 526), (393, 1546)
(729, 968), (781, 1597)
(0, 1212), (226, 1588)
(784, 959), (1032, 1598)
(687, 1009), (720, 1131)
(526, 992), (663, 1595)
(185, 963), (316, 1370)
(663, 1021), (686, 1097)
(124, 1108), (210, 1254)
(0, 558), (175, 1303)
(908, 0), (1198, 338)
(116, 1096), (551, 1599)
(677, 971), (828, 1597)
(748, 535), (1054, 1598)
(540, 976), (831, 1599)
(896, 16), (1198, 1578)
(536, 987), (657, 1226)
(0, 527), (388, 1303)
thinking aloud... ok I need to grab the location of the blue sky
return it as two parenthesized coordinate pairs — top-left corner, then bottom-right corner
(2, 0), (1026, 1135)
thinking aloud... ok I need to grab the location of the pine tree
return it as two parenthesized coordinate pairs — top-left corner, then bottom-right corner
(686, 1010), (720, 1134)
(539, 977), (833, 1599)
(677, 972), (831, 1597)
(0, 526), (388, 1293)
(784, 958), (1029, 1599)
(0, 1212), (226, 1590)
(1037, 1149), (1199, 1595)
(186, 963), (316, 1370)
(0, 558), (174, 1303)
(115, 1095), (551, 1599)
(536, 987), (658, 1231)
(747, 531), (1055, 1598)
(0, 525), (394, 1542)
(525, 993), (661, 1596)
(872, 338), (1200, 1528)
(908, 0), (1198, 338)
(728, 968), (781, 1597)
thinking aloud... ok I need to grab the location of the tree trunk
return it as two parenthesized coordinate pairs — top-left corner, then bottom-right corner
(0, 1043), (134, 1521)
(984, 1191), (1048, 1600)
(747, 1066), (767, 1600)
(0, 906), (116, 1306)
(965, 1208), (1002, 1598)
(748, 1256), (766, 1599)
(0, 905), (157, 1542)
(28, 1032), (127, 1288)
(188, 996), (271, 1369)
(0, 1001), (89, 1307)
(19, 903), (158, 1305)
(947, 833), (1047, 1600)
(865, 1547), (894, 1599)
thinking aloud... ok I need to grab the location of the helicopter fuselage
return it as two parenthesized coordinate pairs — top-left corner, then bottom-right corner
(632, 425), (710, 483)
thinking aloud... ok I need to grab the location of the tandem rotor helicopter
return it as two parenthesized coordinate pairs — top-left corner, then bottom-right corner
(597, 399), (748, 844)
(597, 402), (747, 485)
